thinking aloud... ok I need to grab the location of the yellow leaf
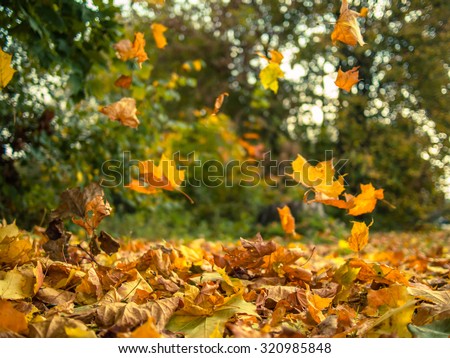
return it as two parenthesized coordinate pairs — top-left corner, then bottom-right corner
(0, 268), (34, 300)
(100, 97), (140, 128)
(0, 48), (16, 89)
(292, 154), (345, 198)
(260, 62), (284, 94)
(125, 179), (159, 195)
(306, 286), (333, 323)
(0, 300), (28, 334)
(64, 325), (96, 338)
(335, 66), (360, 92)
(348, 220), (372, 253)
(331, 0), (366, 46)
(151, 23), (168, 49)
(360, 7), (369, 17)
(347, 183), (384, 216)
(114, 32), (148, 67)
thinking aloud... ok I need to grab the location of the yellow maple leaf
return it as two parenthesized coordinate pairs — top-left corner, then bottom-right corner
(128, 154), (193, 203)
(348, 220), (372, 253)
(291, 154), (345, 198)
(151, 23), (168, 49)
(258, 50), (284, 94)
(331, 0), (367, 47)
(100, 97), (140, 128)
(335, 66), (360, 92)
(347, 183), (384, 216)
(0, 48), (16, 89)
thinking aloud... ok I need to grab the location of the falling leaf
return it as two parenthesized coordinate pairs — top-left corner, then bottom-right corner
(360, 7), (369, 17)
(72, 195), (112, 237)
(277, 206), (297, 236)
(0, 48), (16, 89)
(291, 154), (345, 198)
(100, 97), (140, 128)
(114, 32), (148, 67)
(335, 66), (360, 92)
(125, 179), (159, 195)
(331, 0), (367, 46)
(260, 63), (284, 94)
(212, 92), (229, 115)
(114, 75), (132, 89)
(128, 154), (193, 203)
(346, 183), (384, 216)
(151, 23), (168, 49)
(0, 300), (28, 335)
(348, 221), (372, 253)
(258, 50), (284, 93)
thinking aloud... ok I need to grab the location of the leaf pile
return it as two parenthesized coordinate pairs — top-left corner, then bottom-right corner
(1, 221), (448, 338)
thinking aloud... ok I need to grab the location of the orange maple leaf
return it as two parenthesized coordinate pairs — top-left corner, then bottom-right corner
(277, 205), (297, 236)
(335, 66), (360, 92)
(100, 97), (140, 128)
(151, 23), (168, 49)
(114, 75), (132, 89)
(127, 154), (193, 203)
(291, 154), (345, 198)
(346, 183), (384, 216)
(114, 32), (148, 67)
(331, 0), (367, 47)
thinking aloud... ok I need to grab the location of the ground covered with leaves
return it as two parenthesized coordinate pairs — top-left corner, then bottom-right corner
(1, 221), (449, 338)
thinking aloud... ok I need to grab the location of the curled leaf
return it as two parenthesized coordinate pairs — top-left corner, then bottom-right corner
(331, 0), (367, 46)
(212, 92), (229, 115)
(100, 97), (140, 128)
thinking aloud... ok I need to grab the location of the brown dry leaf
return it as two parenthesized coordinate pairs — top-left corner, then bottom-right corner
(331, 0), (367, 46)
(348, 220), (372, 253)
(0, 300), (28, 334)
(28, 316), (94, 338)
(72, 195), (112, 237)
(212, 92), (229, 115)
(151, 23), (168, 49)
(100, 97), (140, 128)
(36, 286), (76, 306)
(33, 261), (44, 294)
(335, 66), (360, 92)
(97, 231), (120, 255)
(114, 75), (132, 89)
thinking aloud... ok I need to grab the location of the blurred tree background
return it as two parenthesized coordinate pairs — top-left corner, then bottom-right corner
(1, 0), (449, 239)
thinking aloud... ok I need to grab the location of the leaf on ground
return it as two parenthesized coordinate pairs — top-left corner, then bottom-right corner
(0, 267), (34, 300)
(408, 319), (450, 338)
(118, 317), (162, 338)
(100, 97), (140, 129)
(0, 300), (28, 334)
(28, 316), (94, 338)
(166, 294), (257, 338)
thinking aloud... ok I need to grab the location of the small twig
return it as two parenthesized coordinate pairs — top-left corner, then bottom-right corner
(77, 244), (100, 265)
(300, 246), (316, 267)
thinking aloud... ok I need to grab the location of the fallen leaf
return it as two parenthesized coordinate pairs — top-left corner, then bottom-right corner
(119, 317), (162, 338)
(0, 268), (34, 300)
(0, 300), (28, 334)
(335, 66), (360, 92)
(97, 231), (120, 255)
(151, 23), (168, 49)
(100, 97), (140, 128)
(28, 316), (93, 338)
(408, 319), (450, 338)
(331, 0), (367, 46)
(0, 48), (16, 89)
